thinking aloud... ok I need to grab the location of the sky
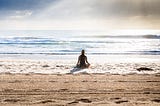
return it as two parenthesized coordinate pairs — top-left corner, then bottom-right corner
(0, 0), (160, 30)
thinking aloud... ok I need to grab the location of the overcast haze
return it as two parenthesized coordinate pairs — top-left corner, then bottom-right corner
(0, 0), (160, 30)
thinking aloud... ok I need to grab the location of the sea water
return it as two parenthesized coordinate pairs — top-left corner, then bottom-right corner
(0, 30), (160, 74)
(0, 30), (159, 56)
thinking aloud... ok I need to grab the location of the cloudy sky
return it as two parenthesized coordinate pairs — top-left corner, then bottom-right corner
(0, 0), (160, 30)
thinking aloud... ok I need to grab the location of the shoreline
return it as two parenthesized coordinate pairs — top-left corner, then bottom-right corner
(0, 55), (160, 74)
(0, 54), (160, 61)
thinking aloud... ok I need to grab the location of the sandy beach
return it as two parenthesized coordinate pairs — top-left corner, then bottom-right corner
(0, 74), (160, 106)
(0, 57), (160, 106)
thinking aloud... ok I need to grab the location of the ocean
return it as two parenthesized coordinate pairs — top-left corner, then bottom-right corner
(0, 30), (160, 55)
(0, 30), (160, 74)
(0, 30), (160, 56)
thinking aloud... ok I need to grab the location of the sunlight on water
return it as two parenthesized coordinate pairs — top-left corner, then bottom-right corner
(0, 30), (159, 55)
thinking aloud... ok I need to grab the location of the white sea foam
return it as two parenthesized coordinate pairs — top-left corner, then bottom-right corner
(0, 55), (159, 74)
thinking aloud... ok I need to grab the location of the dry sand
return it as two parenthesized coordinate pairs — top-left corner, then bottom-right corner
(0, 74), (160, 106)
(0, 58), (160, 106)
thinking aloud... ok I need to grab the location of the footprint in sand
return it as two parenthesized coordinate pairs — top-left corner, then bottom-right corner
(137, 67), (153, 71)
(115, 100), (129, 104)
(59, 88), (68, 91)
(42, 65), (50, 68)
(68, 99), (92, 104)
(82, 80), (88, 82)
(114, 89), (125, 91)
(35, 100), (55, 104)
(49, 80), (57, 82)
(151, 99), (160, 103)
(3, 89), (14, 92)
(3, 99), (25, 103)
(30, 89), (43, 92)
(8, 80), (21, 83)
(110, 97), (129, 104)
(110, 97), (121, 100)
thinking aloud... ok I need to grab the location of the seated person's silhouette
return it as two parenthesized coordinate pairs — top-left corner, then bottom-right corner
(76, 50), (90, 68)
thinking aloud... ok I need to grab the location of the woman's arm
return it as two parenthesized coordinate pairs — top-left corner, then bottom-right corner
(77, 56), (80, 65)
(85, 56), (90, 65)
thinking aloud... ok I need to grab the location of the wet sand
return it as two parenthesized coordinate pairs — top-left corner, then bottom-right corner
(0, 74), (160, 106)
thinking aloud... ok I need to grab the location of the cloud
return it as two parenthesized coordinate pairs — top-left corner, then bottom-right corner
(92, 0), (160, 18)
(0, 0), (160, 30)
(1, 0), (160, 20)
(9, 10), (33, 19)
(36, 0), (160, 20)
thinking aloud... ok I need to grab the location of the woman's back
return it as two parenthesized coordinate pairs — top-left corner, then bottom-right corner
(79, 55), (86, 66)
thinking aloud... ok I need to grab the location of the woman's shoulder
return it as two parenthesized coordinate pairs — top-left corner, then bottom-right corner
(79, 55), (86, 58)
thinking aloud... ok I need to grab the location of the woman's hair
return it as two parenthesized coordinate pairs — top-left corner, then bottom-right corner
(81, 50), (85, 55)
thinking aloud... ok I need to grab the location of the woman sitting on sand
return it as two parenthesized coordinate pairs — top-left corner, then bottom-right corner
(76, 50), (90, 68)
